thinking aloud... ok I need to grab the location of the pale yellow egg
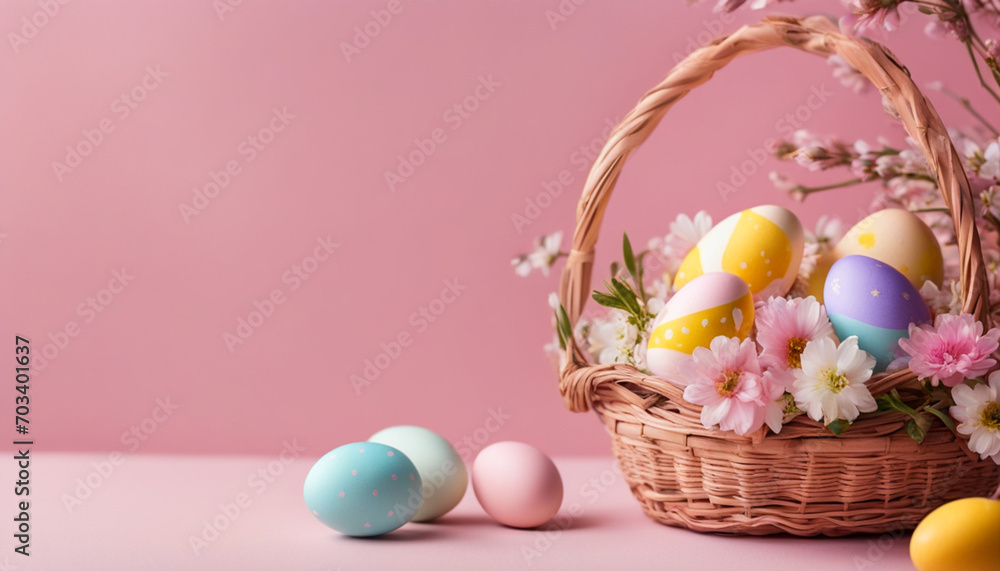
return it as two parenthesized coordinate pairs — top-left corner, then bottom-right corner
(805, 251), (836, 304)
(834, 208), (943, 290)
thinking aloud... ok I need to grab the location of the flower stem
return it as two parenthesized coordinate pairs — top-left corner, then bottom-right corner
(911, 207), (951, 213)
(965, 41), (1000, 107)
(791, 178), (864, 197)
(910, 0), (949, 9)
(985, 212), (1000, 237)
(936, 85), (1000, 137)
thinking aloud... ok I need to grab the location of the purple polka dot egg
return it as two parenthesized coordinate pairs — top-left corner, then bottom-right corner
(304, 442), (422, 536)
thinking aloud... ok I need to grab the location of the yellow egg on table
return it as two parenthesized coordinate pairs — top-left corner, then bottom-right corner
(647, 272), (754, 378)
(911, 497), (1000, 571)
(674, 205), (804, 300)
(834, 208), (943, 290)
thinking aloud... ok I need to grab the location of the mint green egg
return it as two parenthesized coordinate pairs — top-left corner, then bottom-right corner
(369, 425), (468, 521)
(827, 314), (908, 372)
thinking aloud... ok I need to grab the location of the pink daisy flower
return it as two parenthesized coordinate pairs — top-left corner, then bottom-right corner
(898, 314), (1000, 387)
(755, 296), (837, 371)
(845, 0), (903, 33)
(760, 367), (792, 432)
(678, 336), (785, 436)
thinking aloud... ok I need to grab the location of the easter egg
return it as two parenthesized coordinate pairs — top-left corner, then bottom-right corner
(911, 497), (1000, 571)
(303, 442), (422, 536)
(806, 251), (837, 304)
(674, 205), (804, 299)
(647, 272), (754, 378)
(833, 208), (944, 290)
(369, 425), (468, 522)
(472, 441), (563, 529)
(823, 255), (930, 372)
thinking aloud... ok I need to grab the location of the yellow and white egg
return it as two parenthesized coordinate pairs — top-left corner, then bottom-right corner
(647, 272), (754, 378)
(674, 205), (804, 300)
(807, 208), (944, 303)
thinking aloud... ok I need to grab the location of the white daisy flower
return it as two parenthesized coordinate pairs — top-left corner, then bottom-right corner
(647, 211), (713, 276)
(665, 211), (712, 256)
(950, 373), (1000, 464)
(547, 292), (561, 312)
(982, 141), (1000, 180)
(792, 336), (877, 425)
(527, 231), (563, 276)
(804, 215), (844, 247)
(511, 231), (563, 277)
(586, 311), (648, 369)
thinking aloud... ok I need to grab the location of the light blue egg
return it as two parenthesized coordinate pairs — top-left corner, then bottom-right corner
(827, 314), (911, 372)
(304, 442), (422, 537)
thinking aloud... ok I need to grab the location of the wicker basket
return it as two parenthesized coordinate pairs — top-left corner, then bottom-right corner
(556, 15), (1000, 536)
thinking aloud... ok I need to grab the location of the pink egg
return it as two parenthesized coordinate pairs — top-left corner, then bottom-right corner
(472, 441), (563, 528)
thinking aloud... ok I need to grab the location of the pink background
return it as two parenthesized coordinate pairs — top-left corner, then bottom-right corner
(0, 0), (989, 458)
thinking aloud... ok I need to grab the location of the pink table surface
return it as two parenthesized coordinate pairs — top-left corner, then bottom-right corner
(1, 454), (915, 570)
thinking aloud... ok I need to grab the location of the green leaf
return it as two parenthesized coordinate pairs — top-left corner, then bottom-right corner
(610, 261), (620, 279)
(894, 400), (919, 417)
(878, 390), (919, 416)
(875, 395), (895, 413)
(555, 303), (573, 351)
(621, 233), (649, 304)
(623, 233), (638, 284)
(827, 419), (850, 435)
(924, 406), (958, 435)
(636, 250), (648, 271)
(554, 312), (567, 351)
(879, 391), (941, 443)
(608, 278), (643, 317)
(607, 277), (632, 301)
(592, 291), (628, 311)
(906, 419), (926, 444)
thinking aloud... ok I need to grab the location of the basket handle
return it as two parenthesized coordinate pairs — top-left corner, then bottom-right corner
(557, 15), (990, 402)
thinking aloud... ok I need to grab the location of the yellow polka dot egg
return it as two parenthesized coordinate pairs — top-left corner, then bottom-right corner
(647, 272), (754, 378)
(674, 205), (804, 300)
